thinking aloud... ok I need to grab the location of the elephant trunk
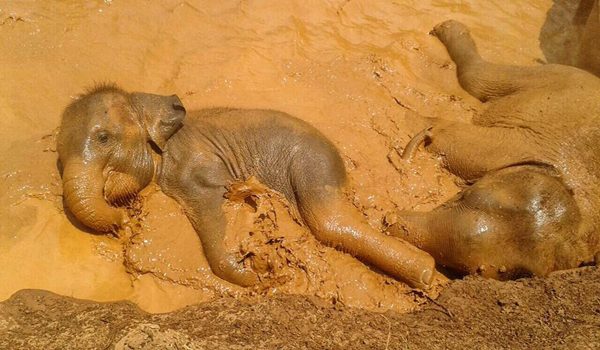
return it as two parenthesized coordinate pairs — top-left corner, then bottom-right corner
(62, 161), (125, 232)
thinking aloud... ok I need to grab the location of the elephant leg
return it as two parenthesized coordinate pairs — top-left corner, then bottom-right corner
(298, 188), (437, 289)
(289, 147), (437, 289)
(388, 166), (584, 278)
(431, 20), (557, 101)
(183, 186), (259, 287)
(405, 116), (540, 181)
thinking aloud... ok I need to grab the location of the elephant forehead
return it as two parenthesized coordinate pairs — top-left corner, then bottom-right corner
(106, 104), (139, 129)
(91, 94), (141, 129)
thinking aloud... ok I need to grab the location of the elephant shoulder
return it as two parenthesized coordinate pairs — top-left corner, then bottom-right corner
(159, 139), (230, 196)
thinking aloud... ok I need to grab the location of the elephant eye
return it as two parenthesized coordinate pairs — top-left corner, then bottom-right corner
(96, 131), (110, 144)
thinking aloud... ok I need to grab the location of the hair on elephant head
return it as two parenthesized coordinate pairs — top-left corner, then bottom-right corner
(57, 83), (185, 233)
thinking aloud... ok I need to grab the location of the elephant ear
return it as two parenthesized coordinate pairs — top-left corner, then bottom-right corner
(131, 92), (186, 150)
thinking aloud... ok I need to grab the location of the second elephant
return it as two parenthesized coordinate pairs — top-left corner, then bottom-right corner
(389, 20), (600, 279)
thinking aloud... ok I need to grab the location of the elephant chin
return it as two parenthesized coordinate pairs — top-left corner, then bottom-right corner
(62, 162), (125, 233)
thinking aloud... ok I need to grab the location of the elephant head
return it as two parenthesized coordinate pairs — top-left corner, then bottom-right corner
(57, 84), (185, 233)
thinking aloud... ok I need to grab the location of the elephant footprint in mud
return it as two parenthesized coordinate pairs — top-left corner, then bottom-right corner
(390, 20), (600, 279)
(57, 85), (438, 289)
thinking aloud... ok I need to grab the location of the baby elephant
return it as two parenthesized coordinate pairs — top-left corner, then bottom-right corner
(389, 20), (600, 279)
(57, 85), (436, 289)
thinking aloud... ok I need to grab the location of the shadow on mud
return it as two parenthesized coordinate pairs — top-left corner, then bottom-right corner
(539, 0), (598, 74)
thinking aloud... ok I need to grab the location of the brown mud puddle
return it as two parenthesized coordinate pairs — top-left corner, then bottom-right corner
(0, 0), (564, 313)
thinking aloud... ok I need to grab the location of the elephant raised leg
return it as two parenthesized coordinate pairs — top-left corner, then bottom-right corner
(389, 166), (583, 278)
(431, 20), (573, 102)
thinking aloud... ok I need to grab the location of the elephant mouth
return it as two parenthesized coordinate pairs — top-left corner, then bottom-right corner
(103, 170), (144, 207)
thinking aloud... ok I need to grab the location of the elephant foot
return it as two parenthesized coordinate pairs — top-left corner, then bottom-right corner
(430, 20), (482, 68)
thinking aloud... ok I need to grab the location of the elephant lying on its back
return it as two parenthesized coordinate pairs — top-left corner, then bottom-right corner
(390, 20), (600, 279)
(57, 85), (436, 289)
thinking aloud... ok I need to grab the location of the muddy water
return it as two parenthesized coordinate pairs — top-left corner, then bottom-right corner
(0, 0), (552, 313)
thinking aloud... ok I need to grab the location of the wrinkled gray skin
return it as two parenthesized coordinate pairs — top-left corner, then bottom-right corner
(389, 20), (600, 279)
(57, 85), (436, 289)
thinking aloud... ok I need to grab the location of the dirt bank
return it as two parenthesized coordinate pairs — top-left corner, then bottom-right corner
(1, 267), (598, 349)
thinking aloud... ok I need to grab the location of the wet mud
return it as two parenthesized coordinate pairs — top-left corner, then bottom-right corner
(0, 0), (570, 314)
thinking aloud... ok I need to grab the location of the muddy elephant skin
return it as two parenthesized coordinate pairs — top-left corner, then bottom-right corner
(390, 20), (600, 279)
(57, 84), (436, 289)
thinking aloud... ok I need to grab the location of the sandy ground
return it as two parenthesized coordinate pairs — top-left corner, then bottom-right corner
(0, 1), (597, 345)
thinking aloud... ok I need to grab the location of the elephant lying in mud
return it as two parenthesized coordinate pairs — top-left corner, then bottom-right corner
(389, 20), (600, 279)
(57, 85), (437, 289)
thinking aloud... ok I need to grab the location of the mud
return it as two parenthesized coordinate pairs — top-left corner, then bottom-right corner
(0, 0), (583, 317)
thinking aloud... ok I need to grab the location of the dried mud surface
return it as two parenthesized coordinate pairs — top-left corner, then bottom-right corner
(1, 0), (599, 348)
(1, 267), (599, 349)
